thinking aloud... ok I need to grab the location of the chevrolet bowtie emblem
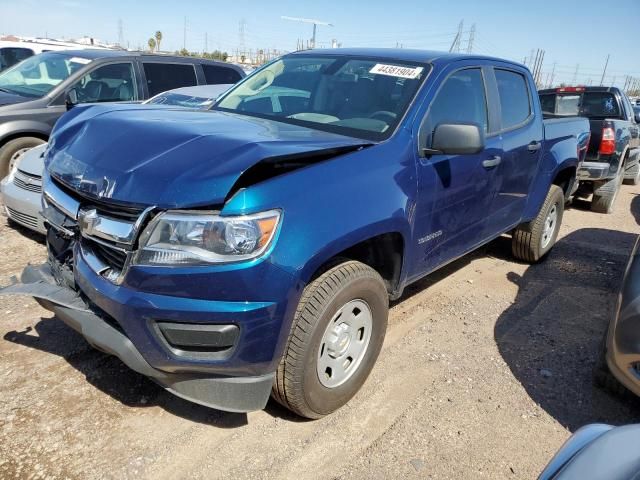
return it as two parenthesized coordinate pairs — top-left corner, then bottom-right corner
(78, 209), (99, 235)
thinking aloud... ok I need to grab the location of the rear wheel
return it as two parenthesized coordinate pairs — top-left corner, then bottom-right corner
(272, 260), (388, 419)
(592, 165), (624, 213)
(512, 185), (564, 263)
(0, 137), (45, 179)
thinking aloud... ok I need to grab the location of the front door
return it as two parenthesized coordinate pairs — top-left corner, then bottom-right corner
(411, 66), (502, 278)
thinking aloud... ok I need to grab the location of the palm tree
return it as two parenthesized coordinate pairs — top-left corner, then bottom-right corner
(148, 37), (156, 52)
(155, 31), (162, 52)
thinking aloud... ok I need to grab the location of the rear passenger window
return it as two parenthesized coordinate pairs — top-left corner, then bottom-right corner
(495, 69), (531, 129)
(143, 62), (197, 97)
(202, 64), (242, 85)
(424, 68), (488, 143)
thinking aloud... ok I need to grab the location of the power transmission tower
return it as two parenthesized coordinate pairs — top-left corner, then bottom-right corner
(281, 16), (333, 49)
(449, 20), (464, 53)
(117, 18), (124, 47)
(600, 54), (610, 86)
(466, 23), (475, 53)
(183, 16), (187, 50)
(572, 64), (579, 85)
(549, 62), (556, 88)
(239, 19), (247, 58)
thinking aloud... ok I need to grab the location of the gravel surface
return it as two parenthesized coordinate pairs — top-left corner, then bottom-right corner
(1, 187), (640, 479)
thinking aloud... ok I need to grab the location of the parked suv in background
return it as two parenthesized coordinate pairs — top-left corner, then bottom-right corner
(539, 86), (640, 213)
(0, 50), (245, 178)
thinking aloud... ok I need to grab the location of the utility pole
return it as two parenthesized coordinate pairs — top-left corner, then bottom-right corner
(281, 16), (333, 49)
(600, 54), (610, 86)
(466, 23), (475, 53)
(183, 16), (186, 50)
(572, 64), (579, 85)
(204, 32), (208, 53)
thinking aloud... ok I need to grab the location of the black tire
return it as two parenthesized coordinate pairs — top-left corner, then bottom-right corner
(0, 137), (45, 179)
(272, 260), (388, 419)
(623, 162), (640, 186)
(592, 165), (624, 213)
(593, 333), (628, 398)
(512, 184), (564, 263)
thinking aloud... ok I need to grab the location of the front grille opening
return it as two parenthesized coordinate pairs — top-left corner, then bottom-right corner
(85, 239), (128, 272)
(6, 206), (39, 228)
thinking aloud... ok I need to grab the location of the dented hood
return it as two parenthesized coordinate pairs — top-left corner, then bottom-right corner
(46, 104), (368, 208)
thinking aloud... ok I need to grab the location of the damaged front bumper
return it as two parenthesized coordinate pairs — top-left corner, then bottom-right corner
(1, 262), (275, 413)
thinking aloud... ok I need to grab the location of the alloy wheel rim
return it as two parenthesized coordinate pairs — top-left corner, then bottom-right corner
(8, 147), (30, 173)
(541, 203), (558, 249)
(317, 299), (373, 388)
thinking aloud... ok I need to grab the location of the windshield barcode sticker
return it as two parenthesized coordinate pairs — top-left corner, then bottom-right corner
(69, 57), (91, 65)
(369, 64), (423, 79)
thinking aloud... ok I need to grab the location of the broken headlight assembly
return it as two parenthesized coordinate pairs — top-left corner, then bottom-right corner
(134, 209), (281, 266)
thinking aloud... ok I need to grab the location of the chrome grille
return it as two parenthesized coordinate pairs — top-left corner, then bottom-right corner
(6, 206), (39, 229)
(13, 170), (42, 193)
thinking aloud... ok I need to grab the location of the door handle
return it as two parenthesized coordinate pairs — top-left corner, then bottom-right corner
(482, 156), (502, 168)
(527, 141), (542, 152)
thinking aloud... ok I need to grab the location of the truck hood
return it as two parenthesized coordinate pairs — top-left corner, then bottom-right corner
(46, 104), (369, 208)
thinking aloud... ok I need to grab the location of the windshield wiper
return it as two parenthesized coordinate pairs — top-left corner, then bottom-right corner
(0, 87), (14, 94)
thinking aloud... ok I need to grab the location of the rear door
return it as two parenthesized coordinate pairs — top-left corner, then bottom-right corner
(488, 67), (542, 232)
(412, 65), (503, 277)
(141, 61), (199, 98)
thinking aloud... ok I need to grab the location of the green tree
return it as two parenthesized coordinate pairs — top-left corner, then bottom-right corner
(155, 31), (162, 52)
(148, 37), (156, 52)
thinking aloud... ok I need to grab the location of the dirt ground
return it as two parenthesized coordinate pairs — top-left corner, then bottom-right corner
(1, 187), (640, 480)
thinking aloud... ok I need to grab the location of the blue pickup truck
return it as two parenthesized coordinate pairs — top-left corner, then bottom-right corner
(2, 49), (590, 418)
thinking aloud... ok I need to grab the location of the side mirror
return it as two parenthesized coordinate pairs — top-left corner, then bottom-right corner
(634, 113), (640, 124)
(65, 89), (78, 110)
(423, 123), (485, 156)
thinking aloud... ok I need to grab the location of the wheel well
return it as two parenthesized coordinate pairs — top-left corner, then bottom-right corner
(314, 233), (404, 297)
(553, 166), (577, 199)
(0, 132), (49, 149)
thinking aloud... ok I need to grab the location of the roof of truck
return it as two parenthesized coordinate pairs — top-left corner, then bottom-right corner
(288, 48), (523, 67)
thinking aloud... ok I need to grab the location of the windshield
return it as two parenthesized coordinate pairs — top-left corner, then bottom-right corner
(146, 92), (216, 109)
(0, 51), (91, 97)
(214, 55), (429, 140)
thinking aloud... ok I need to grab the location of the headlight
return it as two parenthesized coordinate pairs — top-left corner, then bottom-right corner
(134, 209), (281, 266)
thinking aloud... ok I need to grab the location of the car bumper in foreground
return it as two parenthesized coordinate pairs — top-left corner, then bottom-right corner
(0, 262), (276, 413)
(606, 237), (640, 398)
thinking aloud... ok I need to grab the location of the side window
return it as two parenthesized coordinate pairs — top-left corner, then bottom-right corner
(202, 64), (242, 85)
(71, 62), (136, 103)
(143, 62), (197, 96)
(495, 69), (531, 129)
(0, 47), (34, 70)
(423, 68), (488, 145)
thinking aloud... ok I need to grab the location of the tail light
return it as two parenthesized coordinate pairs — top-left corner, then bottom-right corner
(599, 125), (616, 155)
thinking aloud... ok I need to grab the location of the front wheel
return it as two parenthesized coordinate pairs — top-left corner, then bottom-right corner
(0, 137), (46, 179)
(512, 184), (564, 263)
(272, 260), (388, 419)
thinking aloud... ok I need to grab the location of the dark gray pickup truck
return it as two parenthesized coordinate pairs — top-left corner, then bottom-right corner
(539, 86), (640, 213)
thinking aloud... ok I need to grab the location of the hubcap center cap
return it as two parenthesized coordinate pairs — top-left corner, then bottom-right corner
(327, 323), (351, 358)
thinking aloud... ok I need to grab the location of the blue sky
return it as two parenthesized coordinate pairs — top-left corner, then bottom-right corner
(1, 0), (638, 87)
